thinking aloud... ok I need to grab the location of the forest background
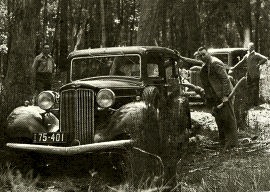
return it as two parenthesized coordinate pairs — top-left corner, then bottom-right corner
(0, 0), (269, 130)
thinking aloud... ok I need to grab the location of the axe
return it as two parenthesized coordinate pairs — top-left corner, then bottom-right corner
(217, 76), (247, 109)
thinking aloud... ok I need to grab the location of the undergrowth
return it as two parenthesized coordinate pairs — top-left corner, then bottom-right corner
(0, 164), (40, 192)
(180, 149), (270, 192)
(2, 153), (270, 192)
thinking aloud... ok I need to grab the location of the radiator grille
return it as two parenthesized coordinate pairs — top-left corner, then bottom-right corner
(60, 89), (94, 144)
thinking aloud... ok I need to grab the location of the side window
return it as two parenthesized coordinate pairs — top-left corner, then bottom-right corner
(165, 66), (173, 79)
(146, 52), (162, 78)
(164, 57), (176, 79)
(232, 51), (246, 65)
(147, 63), (159, 77)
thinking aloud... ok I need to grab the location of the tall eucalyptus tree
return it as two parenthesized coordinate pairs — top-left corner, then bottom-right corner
(1, 0), (42, 125)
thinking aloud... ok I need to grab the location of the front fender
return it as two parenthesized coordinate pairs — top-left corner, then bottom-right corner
(6, 106), (59, 140)
(95, 101), (156, 143)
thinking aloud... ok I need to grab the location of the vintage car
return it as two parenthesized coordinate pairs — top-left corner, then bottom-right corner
(5, 46), (191, 183)
(182, 47), (248, 102)
(209, 47), (248, 79)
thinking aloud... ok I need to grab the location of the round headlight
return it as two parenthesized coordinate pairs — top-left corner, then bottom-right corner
(37, 91), (56, 110)
(96, 89), (115, 108)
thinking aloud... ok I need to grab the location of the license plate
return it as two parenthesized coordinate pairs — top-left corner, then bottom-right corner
(33, 132), (66, 143)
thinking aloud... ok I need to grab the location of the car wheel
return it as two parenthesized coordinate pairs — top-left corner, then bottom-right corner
(142, 86), (163, 122)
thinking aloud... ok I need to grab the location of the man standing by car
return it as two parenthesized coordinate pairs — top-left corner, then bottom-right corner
(197, 47), (238, 149)
(230, 42), (268, 107)
(32, 44), (55, 94)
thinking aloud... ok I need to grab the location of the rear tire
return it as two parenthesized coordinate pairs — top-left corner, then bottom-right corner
(142, 86), (163, 124)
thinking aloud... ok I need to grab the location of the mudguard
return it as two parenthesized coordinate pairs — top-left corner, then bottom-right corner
(95, 101), (158, 150)
(6, 106), (59, 140)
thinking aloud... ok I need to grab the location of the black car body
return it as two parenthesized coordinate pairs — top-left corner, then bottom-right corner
(208, 48), (248, 67)
(5, 46), (191, 181)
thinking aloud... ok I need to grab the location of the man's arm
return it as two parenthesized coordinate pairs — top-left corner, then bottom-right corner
(31, 56), (39, 75)
(213, 62), (231, 98)
(230, 55), (247, 71)
(179, 55), (203, 69)
(31, 55), (42, 78)
(50, 56), (56, 73)
(31, 56), (40, 90)
(256, 53), (268, 67)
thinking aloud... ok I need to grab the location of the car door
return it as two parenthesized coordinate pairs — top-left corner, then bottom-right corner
(145, 51), (166, 98)
(164, 56), (180, 98)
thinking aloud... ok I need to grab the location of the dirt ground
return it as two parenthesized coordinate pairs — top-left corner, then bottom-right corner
(179, 103), (270, 190)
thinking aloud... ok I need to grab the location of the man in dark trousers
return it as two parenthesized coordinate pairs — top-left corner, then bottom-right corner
(32, 44), (55, 93)
(230, 42), (267, 107)
(197, 47), (238, 149)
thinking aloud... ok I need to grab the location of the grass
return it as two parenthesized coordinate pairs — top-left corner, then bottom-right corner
(2, 147), (270, 192)
(0, 164), (40, 192)
(180, 154), (270, 192)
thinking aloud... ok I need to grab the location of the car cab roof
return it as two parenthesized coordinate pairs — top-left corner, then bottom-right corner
(68, 46), (177, 59)
(208, 48), (248, 54)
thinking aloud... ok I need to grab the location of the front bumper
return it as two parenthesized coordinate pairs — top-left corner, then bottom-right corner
(6, 139), (134, 155)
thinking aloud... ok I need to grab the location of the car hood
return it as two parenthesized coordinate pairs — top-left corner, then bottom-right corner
(61, 76), (143, 90)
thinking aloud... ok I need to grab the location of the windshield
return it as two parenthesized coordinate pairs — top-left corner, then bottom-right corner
(71, 54), (141, 81)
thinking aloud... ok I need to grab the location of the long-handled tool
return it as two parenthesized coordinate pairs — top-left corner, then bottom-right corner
(217, 76), (246, 109)
(180, 76), (247, 109)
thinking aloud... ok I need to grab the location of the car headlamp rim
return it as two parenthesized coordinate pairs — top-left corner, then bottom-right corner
(96, 89), (115, 108)
(37, 91), (56, 110)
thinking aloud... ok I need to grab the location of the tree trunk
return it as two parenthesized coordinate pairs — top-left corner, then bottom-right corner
(52, 0), (60, 71)
(59, 0), (68, 71)
(43, 0), (48, 43)
(100, 0), (106, 47)
(160, 0), (167, 47)
(240, 0), (252, 46)
(74, 0), (89, 50)
(129, 0), (136, 45)
(1, 0), (42, 126)
(254, 0), (261, 51)
(136, 0), (159, 46)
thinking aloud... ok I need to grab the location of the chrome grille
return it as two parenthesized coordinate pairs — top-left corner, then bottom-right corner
(60, 89), (94, 144)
